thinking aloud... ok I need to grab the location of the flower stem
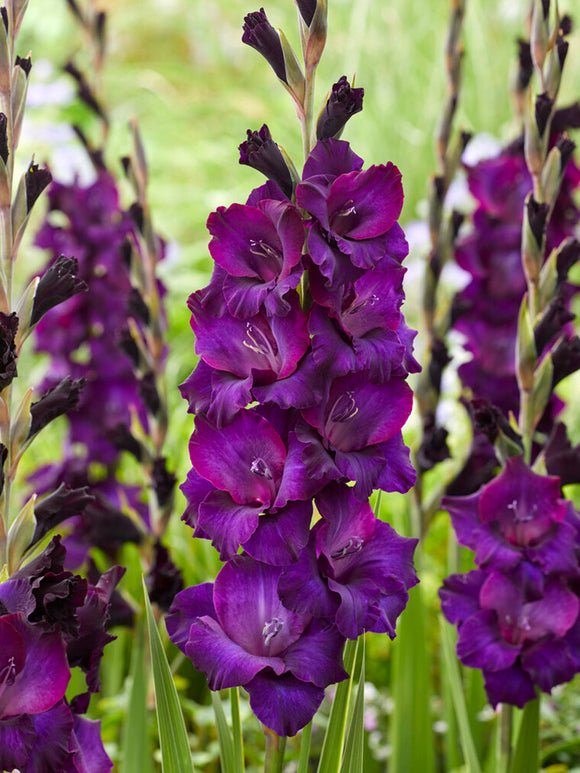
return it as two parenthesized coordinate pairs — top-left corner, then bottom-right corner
(496, 703), (513, 773)
(301, 65), (316, 162)
(231, 686), (245, 772)
(263, 727), (287, 773)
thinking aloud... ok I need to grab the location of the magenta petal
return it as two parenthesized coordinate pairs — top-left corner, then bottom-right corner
(302, 138), (364, 180)
(166, 583), (216, 652)
(274, 430), (327, 508)
(207, 369), (253, 427)
(185, 615), (284, 689)
(246, 671), (325, 737)
(189, 412), (286, 507)
(278, 543), (339, 619)
(442, 492), (484, 552)
(242, 500), (312, 566)
(439, 571), (487, 626)
(327, 164), (403, 240)
(0, 614), (70, 718)
(253, 354), (325, 413)
(374, 433), (416, 493)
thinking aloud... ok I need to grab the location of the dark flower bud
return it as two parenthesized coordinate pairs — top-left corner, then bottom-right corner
(119, 237), (133, 269)
(446, 433), (499, 496)
(556, 136), (575, 171)
(316, 75), (364, 141)
(556, 238), (580, 283)
(534, 295), (574, 354)
(139, 370), (161, 416)
(535, 92), (554, 137)
(86, 559), (134, 628)
(296, 0), (317, 26)
(0, 311), (18, 391)
(526, 196), (549, 246)
(129, 201), (144, 233)
(28, 570), (87, 637)
(239, 124), (293, 198)
(467, 398), (522, 447)
(146, 540), (183, 611)
(29, 376), (86, 438)
(428, 337), (451, 396)
(545, 423), (580, 485)
(108, 422), (143, 461)
(15, 54), (31, 76)
(0, 7), (7, 31)
(95, 11), (106, 55)
(416, 414), (450, 472)
(555, 37), (569, 69)
(451, 210), (464, 240)
(515, 39), (534, 92)
(0, 442), (6, 497)
(31, 482), (94, 546)
(80, 496), (142, 556)
(152, 456), (177, 508)
(242, 8), (287, 83)
(64, 61), (108, 124)
(560, 15), (572, 36)
(0, 112), (8, 165)
(31, 255), (88, 326)
(552, 102), (580, 133)
(117, 326), (142, 369)
(64, 0), (84, 23)
(12, 535), (66, 582)
(25, 161), (51, 213)
(552, 335), (580, 386)
(127, 287), (150, 325)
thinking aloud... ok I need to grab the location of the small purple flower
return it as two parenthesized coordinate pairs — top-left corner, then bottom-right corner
(278, 483), (418, 638)
(443, 455), (580, 576)
(440, 566), (580, 707)
(166, 555), (348, 736)
(206, 198), (305, 317)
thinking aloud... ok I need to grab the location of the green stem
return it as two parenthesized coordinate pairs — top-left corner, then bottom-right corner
(297, 722), (312, 773)
(263, 728), (287, 773)
(301, 65), (316, 162)
(496, 704), (513, 773)
(231, 686), (245, 773)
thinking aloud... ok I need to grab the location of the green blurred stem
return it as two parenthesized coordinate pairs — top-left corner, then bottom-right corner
(301, 65), (316, 161)
(496, 704), (513, 773)
(297, 722), (312, 773)
(231, 686), (245, 772)
(263, 728), (287, 773)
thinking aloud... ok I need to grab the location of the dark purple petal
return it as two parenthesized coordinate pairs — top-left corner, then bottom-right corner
(70, 713), (113, 773)
(278, 540), (339, 619)
(302, 139), (364, 181)
(28, 700), (74, 773)
(374, 433), (417, 493)
(242, 8), (287, 83)
(166, 583), (216, 652)
(239, 125), (294, 199)
(242, 499), (312, 565)
(316, 76), (364, 141)
(483, 664), (536, 708)
(246, 670), (325, 737)
(214, 557), (310, 657)
(190, 412), (285, 506)
(0, 714), (35, 771)
(521, 638), (579, 693)
(284, 619), (348, 687)
(456, 609), (520, 672)
(439, 570), (487, 626)
(198, 489), (262, 560)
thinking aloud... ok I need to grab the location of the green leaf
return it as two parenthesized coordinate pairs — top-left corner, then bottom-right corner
(143, 578), (194, 773)
(509, 698), (539, 773)
(122, 617), (152, 773)
(297, 723), (312, 773)
(440, 620), (482, 773)
(317, 638), (358, 773)
(211, 691), (235, 773)
(230, 686), (245, 773)
(340, 638), (365, 773)
(390, 586), (436, 773)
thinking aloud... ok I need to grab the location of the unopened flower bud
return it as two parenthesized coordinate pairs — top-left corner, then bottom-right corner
(552, 335), (580, 386)
(516, 296), (537, 392)
(24, 162), (51, 213)
(534, 294), (574, 354)
(521, 194), (548, 284)
(29, 376), (86, 438)
(30, 255), (88, 326)
(239, 124), (294, 197)
(303, 0), (327, 69)
(555, 238), (580, 283)
(545, 37), (569, 99)
(242, 8), (288, 83)
(316, 76), (364, 140)
(530, 0), (550, 73)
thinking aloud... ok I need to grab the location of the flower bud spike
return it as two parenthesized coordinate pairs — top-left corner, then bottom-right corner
(531, 0), (550, 76)
(516, 294), (537, 394)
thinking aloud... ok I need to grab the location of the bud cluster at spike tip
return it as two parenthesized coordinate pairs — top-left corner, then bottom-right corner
(170, 133), (420, 737)
(0, 537), (120, 772)
(440, 456), (580, 708)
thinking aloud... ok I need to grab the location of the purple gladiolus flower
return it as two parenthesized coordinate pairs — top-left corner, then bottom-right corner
(167, 555), (348, 736)
(242, 8), (287, 83)
(440, 565), (580, 707)
(278, 483), (419, 638)
(443, 456), (580, 576)
(206, 198), (305, 317)
(182, 408), (319, 563)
